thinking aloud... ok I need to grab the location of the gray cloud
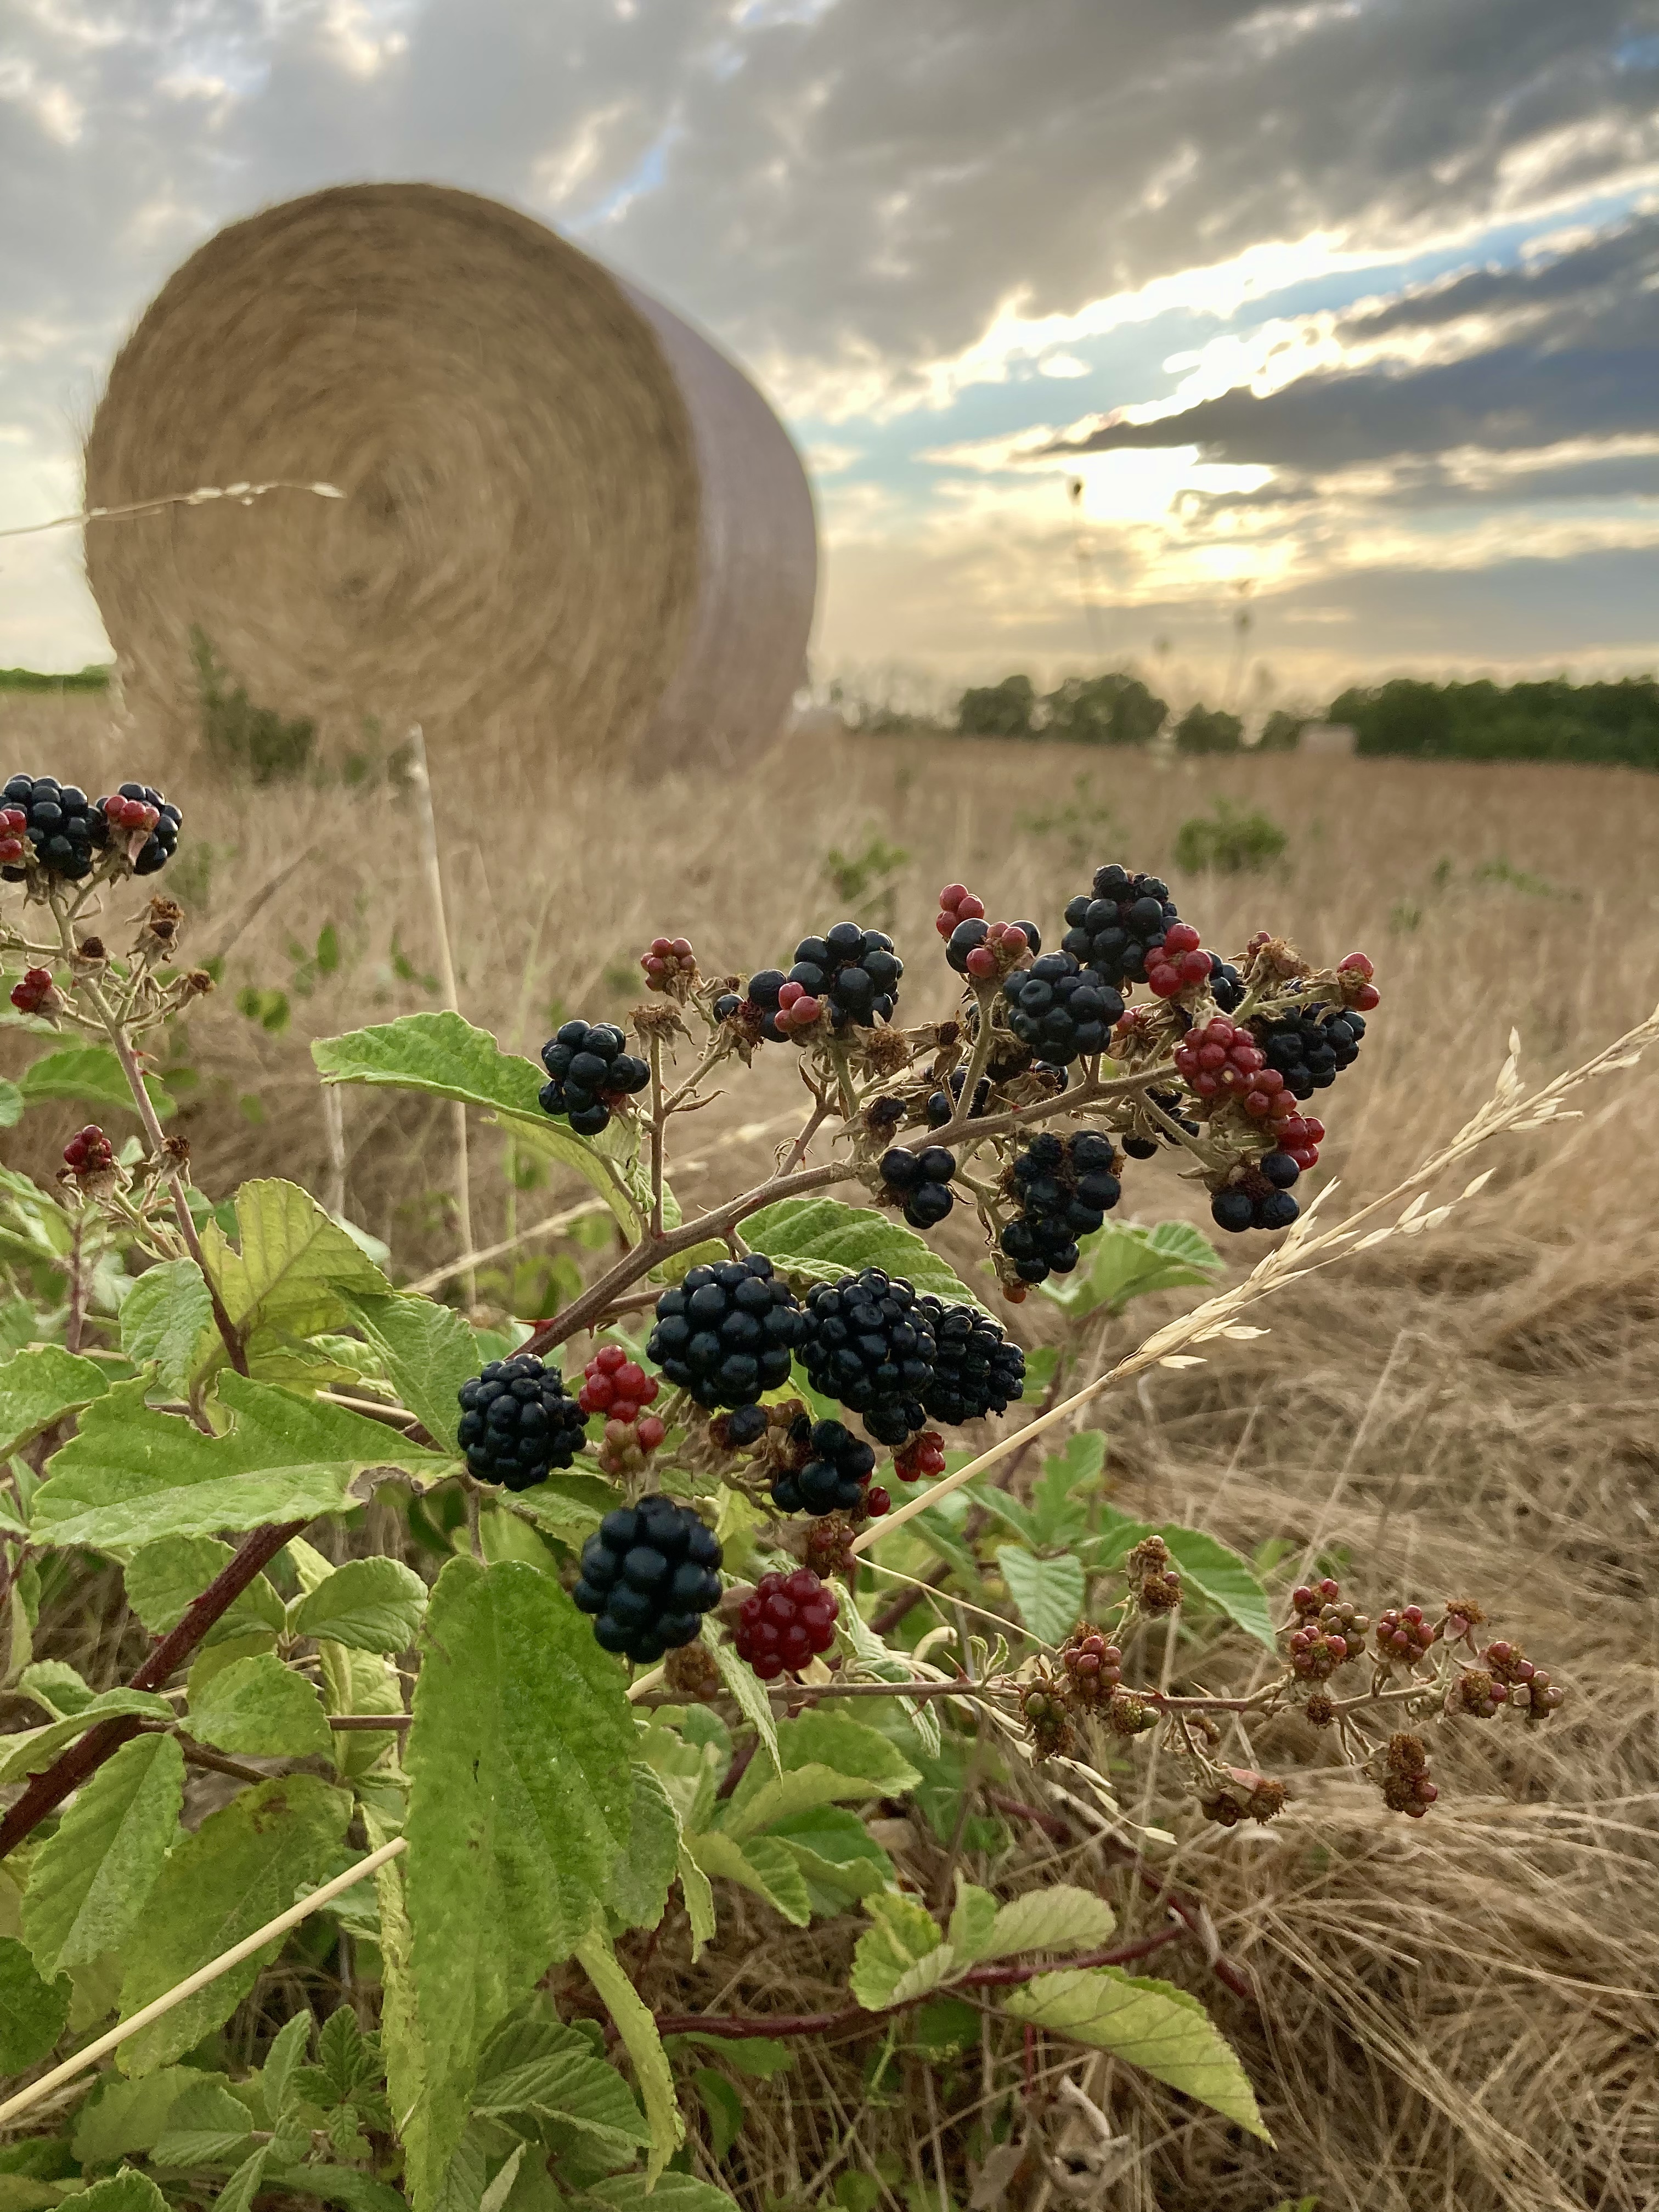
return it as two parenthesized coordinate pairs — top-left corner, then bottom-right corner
(3, 0), (1658, 410)
(1047, 210), (1659, 470)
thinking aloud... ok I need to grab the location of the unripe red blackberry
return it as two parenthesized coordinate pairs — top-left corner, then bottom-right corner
(1288, 1591), (1368, 1679)
(1059, 1628), (1123, 1711)
(893, 1429), (946, 1483)
(10, 966), (57, 1015)
(862, 1484), (891, 1517)
(640, 935), (697, 993)
(1144, 919), (1214, 1001)
(578, 1344), (660, 1424)
(1482, 1641), (1563, 1717)
(63, 1124), (114, 1177)
(1336, 950), (1382, 1012)
(1451, 1668), (1509, 1719)
(0, 804), (26, 868)
(733, 1567), (840, 1680)
(1375, 1604), (1436, 1667)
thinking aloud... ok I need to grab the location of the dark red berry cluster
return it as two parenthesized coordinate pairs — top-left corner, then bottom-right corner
(733, 1567), (840, 1680)
(62, 1125), (114, 1177)
(893, 1430), (946, 1484)
(0, 804), (25, 868)
(1058, 1628), (1123, 1712)
(640, 934), (697, 993)
(10, 966), (55, 1015)
(1481, 1640), (1564, 1718)
(1174, 1015), (1297, 1126)
(1144, 920), (1213, 1001)
(1380, 1731), (1438, 1818)
(1375, 1604), (1436, 1667)
(579, 1345), (666, 1475)
(1288, 1579), (1370, 1679)
(1336, 951), (1381, 1012)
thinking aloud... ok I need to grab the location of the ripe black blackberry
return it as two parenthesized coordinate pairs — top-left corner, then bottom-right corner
(572, 1498), (724, 1662)
(771, 1415), (877, 1515)
(1207, 955), (1244, 1013)
(94, 783), (182, 876)
(799, 1268), (936, 1445)
(917, 1297), (1026, 1424)
(1, 775), (103, 882)
(1210, 1169), (1300, 1235)
(1001, 951), (1123, 1064)
(747, 922), (903, 1042)
(1250, 1005), (1366, 1098)
(927, 1069), (992, 1126)
(647, 1254), (806, 1408)
(1120, 1086), (1200, 1161)
(999, 1131), (1122, 1284)
(540, 1020), (651, 1136)
(456, 1355), (588, 1490)
(1059, 865), (1181, 988)
(879, 1144), (956, 1228)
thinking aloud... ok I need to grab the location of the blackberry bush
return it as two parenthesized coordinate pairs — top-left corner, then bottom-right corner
(747, 921), (902, 1040)
(1060, 863), (1180, 986)
(647, 1253), (806, 1408)
(572, 1497), (723, 1661)
(799, 1267), (937, 1444)
(94, 782), (182, 876)
(1, 775), (104, 881)
(456, 1354), (588, 1489)
(540, 1019), (650, 1135)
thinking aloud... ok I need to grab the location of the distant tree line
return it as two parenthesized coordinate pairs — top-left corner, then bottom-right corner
(0, 665), (110, 692)
(947, 667), (1659, 770)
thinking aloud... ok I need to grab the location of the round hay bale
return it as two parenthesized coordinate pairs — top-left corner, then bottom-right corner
(83, 182), (816, 770)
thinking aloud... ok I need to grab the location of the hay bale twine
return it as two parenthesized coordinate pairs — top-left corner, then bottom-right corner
(83, 182), (816, 770)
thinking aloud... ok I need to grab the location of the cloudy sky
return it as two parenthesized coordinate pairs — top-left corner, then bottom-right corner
(4, 0), (1659, 707)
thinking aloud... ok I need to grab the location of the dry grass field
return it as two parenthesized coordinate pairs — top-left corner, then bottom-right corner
(4, 691), (1658, 2211)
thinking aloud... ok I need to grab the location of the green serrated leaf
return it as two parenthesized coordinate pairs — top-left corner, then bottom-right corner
(0, 1936), (68, 2070)
(499, 1471), (619, 1547)
(587, 2175), (739, 2212)
(0, 1080), (20, 1129)
(848, 1894), (943, 2012)
(30, 1372), (448, 1550)
(0, 1344), (108, 1459)
(1031, 1432), (1106, 1542)
(289, 1556), (428, 1653)
(15, 1659), (94, 1719)
(708, 1634), (780, 1775)
(610, 1764), (681, 1934)
(981, 1886), (1115, 1961)
(71, 2069), (206, 2163)
(116, 1775), (351, 2073)
(995, 1548), (1086, 1647)
(194, 1178), (391, 1389)
(120, 1260), (214, 1396)
(59, 2172), (170, 2212)
(678, 1842), (716, 1962)
(187, 1652), (332, 1757)
(473, 2004), (651, 2150)
(151, 2077), (259, 2168)
(683, 1831), (812, 1928)
(21, 1733), (183, 1979)
(18, 1047), (174, 1120)
(945, 1882), (998, 1965)
(1158, 1525), (1277, 1649)
(724, 1708), (919, 1844)
(262, 2009), (315, 2117)
(1000, 1967), (1271, 2140)
(399, 1559), (634, 2212)
(337, 1290), (476, 1454)
(0, 1690), (176, 1787)
(312, 1013), (648, 1237)
(765, 1804), (894, 1909)
(744, 1197), (989, 1312)
(122, 1535), (284, 1639)
(1039, 1217), (1223, 1319)
(264, 2168), (410, 2212)
(692, 2064), (744, 2160)
(574, 1930), (683, 2183)
(211, 2147), (270, 2212)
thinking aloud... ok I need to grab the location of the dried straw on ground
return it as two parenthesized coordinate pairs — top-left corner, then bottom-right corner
(83, 183), (816, 769)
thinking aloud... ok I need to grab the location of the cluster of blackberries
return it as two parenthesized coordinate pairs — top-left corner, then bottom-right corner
(1375, 1604), (1436, 1667)
(456, 1355), (588, 1490)
(926, 1068), (992, 1127)
(799, 1268), (936, 1444)
(1060, 865), (1180, 987)
(1209, 956), (1244, 1012)
(539, 1020), (650, 1136)
(1251, 1005), (1366, 1098)
(10, 966), (54, 1016)
(1001, 951), (1123, 1064)
(772, 1415), (877, 1515)
(879, 1144), (956, 1228)
(917, 1296), (1026, 1423)
(1000, 1131), (1121, 1283)
(1286, 1581), (1370, 1681)
(747, 923), (902, 1040)
(573, 1499), (723, 1662)
(2, 776), (104, 882)
(1209, 1157), (1301, 1235)
(893, 1429), (946, 1483)
(99, 783), (181, 876)
(647, 1255), (805, 1409)
(1058, 1629), (1124, 1712)
(1121, 1086), (1199, 1159)
(733, 1567), (840, 1680)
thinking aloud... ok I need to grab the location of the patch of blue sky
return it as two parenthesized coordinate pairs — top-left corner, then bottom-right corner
(569, 126), (676, 229)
